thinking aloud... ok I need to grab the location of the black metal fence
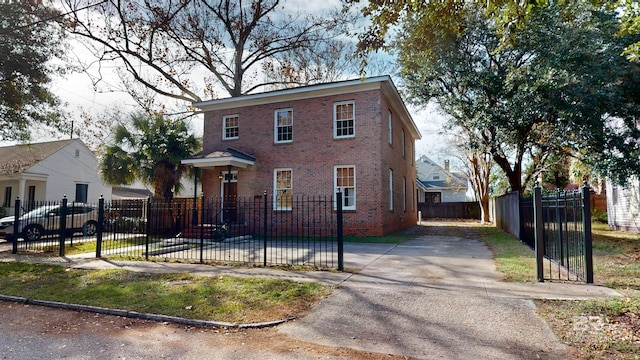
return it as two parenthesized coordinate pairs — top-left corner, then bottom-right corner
(9, 194), (345, 270)
(493, 184), (593, 283)
(533, 185), (593, 283)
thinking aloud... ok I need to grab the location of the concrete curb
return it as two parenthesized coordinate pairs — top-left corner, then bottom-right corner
(0, 294), (292, 329)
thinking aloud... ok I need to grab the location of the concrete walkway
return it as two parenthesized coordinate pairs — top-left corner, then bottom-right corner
(0, 234), (621, 359)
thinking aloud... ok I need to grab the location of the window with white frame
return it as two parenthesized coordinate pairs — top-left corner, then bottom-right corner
(274, 109), (293, 143)
(223, 115), (239, 140)
(412, 142), (415, 164)
(389, 169), (394, 211)
(388, 110), (393, 145)
(335, 165), (356, 210)
(403, 176), (407, 212)
(401, 128), (406, 158)
(274, 169), (293, 210)
(334, 101), (355, 138)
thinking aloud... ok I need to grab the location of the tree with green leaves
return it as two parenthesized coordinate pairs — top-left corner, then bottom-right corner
(100, 112), (201, 199)
(0, 1), (67, 141)
(356, 1), (640, 192)
(348, 0), (640, 63)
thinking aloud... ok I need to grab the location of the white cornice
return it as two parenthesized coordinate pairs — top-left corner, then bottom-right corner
(193, 76), (422, 140)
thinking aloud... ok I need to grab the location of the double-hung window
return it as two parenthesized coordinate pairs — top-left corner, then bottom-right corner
(334, 101), (355, 139)
(274, 109), (293, 143)
(335, 165), (356, 210)
(389, 169), (394, 211)
(401, 129), (406, 158)
(223, 115), (239, 140)
(403, 176), (407, 212)
(388, 110), (393, 145)
(274, 169), (293, 210)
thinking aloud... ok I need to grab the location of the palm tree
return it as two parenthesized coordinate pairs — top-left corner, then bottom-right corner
(100, 112), (200, 199)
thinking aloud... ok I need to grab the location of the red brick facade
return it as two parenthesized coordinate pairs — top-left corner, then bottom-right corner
(193, 77), (420, 236)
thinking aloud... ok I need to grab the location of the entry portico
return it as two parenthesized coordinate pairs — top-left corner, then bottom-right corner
(182, 147), (256, 222)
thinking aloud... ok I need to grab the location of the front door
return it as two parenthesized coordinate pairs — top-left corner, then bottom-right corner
(222, 181), (238, 223)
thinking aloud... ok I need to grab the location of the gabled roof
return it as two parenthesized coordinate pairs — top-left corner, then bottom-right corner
(182, 147), (256, 169)
(416, 155), (468, 190)
(193, 76), (421, 140)
(0, 139), (78, 175)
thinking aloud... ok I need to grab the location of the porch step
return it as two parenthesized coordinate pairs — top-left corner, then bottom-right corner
(179, 224), (226, 240)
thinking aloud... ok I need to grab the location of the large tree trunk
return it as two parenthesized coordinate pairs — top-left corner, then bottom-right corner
(493, 153), (523, 194)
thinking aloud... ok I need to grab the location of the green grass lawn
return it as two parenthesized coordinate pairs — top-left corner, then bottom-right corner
(476, 220), (640, 359)
(0, 262), (329, 324)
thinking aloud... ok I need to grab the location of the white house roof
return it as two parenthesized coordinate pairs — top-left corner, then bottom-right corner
(416, 155), (468, 190)
(0, 139), (78, 174)
(193, 76), (422, 140)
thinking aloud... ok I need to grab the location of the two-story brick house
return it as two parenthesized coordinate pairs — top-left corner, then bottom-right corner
(182, 76), (421, 236)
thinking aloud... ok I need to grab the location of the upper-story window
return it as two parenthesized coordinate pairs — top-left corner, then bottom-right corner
(334, 101), (355, 139)
(433, 173), (441, 180)
(401, 128), (406, 158)
(388, 110), (393, 145)
(274, 109), (293, 144)
(223, 115), (239, 140)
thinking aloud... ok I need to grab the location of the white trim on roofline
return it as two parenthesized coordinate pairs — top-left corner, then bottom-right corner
(193, 76), (422, 140)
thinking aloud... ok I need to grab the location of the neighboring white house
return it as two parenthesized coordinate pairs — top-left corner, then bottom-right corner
(416, 155), (468, 203)
(606, 180), (640, 232)
(0, 139), (111, 215)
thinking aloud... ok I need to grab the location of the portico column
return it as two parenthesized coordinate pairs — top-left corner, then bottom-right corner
(225, 164), (232, 223)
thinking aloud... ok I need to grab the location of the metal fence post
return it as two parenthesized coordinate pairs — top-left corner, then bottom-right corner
(263, 191), (268, 266)
(533, 184), (544, 282)
(96, 196), (104, 258)
(11, 198), (20, 254)
(59, 196), (67, 257)
(199, 194), (205, 263)
(336, 191), (344, 272)
(145, 197), (151, 260)
(582, 181), (594, 283)
(556, 189), (564, 267)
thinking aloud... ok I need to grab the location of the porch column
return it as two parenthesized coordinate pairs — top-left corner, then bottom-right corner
(18, 177), (26, 213)
(225, 164), (232, 223)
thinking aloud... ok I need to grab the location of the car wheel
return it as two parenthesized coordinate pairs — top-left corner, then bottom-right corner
(23, 225), (43, 242)
(83, 221), (98, 236)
